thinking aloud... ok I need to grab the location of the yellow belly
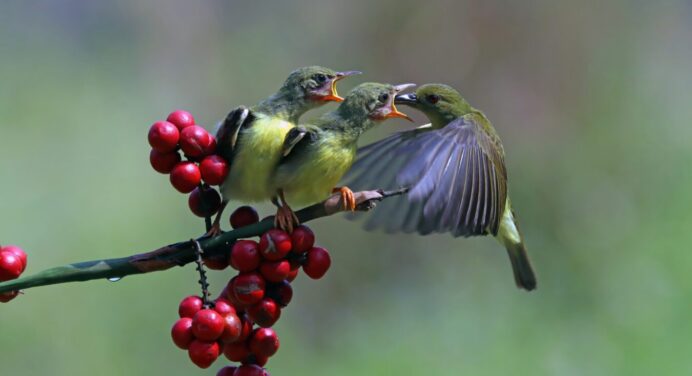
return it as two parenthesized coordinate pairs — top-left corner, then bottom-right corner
(222, 116), (294, 202)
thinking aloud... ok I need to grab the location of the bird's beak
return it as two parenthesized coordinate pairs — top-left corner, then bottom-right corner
(394, 92), (419, 106)
(383, 83), (415, 121)
(320, 70), (362, 102)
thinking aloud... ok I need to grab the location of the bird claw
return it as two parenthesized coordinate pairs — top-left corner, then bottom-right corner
(274, 205), (299, 233)
(205, 223), (223, 238)
(333, 186), (357, 211)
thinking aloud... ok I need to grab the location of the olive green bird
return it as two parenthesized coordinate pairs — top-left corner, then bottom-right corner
(270, 82), (414, 232)
(344, 84), (536, 291)
(210, 66), (360, 234)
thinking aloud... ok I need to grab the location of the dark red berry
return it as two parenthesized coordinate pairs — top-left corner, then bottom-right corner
(247, 298), (281, 328)
(286, 267), (299, 282)
(0, 291), (19, 303)
(259, 229), (292, 261)
(231, 273), (266, 306)
(188, 186), (222, 217)
(0, 251), (23, 281)
(249, 328), (280, 357)
(214, 298), (236, 317)
(230, 206), (260, 228)
(230, 240), (261, 272)
(203, 256), (228, 270)
(170, 162), (202, 193)
(148, 120), (180, 153)
(303, 246), (331, 279)
(180, 125), (215, 157)
(234, 364), (266, 376)
(149, 149), (181, 174)
(259, 260), (291, 283)
(223, 341), (250, 362)
(1, 245), (26, 272)
(192, 309), (226, 341)
(167, 110), (195, 131)
(188, 339), (220, 369)
(216, 366), (238, 376)
(200, 155), (229, 185)
(179, 295), (204, 318)
(220, 313), (242, 343)
(225, 278), (249, 309)
(269, 280), (293, 307)
(290, 225), (315, 254)
(244, 354), (269, 367)
(171, 317), (194, 350)
(237, 314), (254, 342)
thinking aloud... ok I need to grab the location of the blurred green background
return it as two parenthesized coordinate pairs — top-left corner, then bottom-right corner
(1, 1), (691, 375)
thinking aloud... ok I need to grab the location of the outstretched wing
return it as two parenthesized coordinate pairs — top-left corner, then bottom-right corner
(343, 115), (507, 237)
(214, 106), (255, 163)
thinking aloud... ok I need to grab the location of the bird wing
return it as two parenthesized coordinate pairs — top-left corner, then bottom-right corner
(277, 125), (320, 164)
(214, 106), (255, 161)
(343, 115), (507, 237)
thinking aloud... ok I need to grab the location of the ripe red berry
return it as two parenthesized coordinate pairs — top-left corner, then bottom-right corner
(230, 206), (260, 228)
(244, 354), (269, 367)
(249, 328), (280, 357)
(231, 273), (266, 306)
(1, 245), (26, 272)
(167, 110), (195, 131)
(170, 162), (202, 193)
(192, 309), (226, 341)
(171, 317), (194, 350)
(230, 240), (261, 272)
(199, 155), (229, 185)
(259, 260), (291, 283)
(180, 125), (215, 157)
(286, 267), (299, 282)
(148, 121), (180, 153)
(188, 339), (220, 369)
(179, 295), (204, 318)
(188, 186), (222, 217)
(234, 364), (267, 376)
(290, 225), (315, 254)
(247, 298), (281, 328)
(220, 313), (242, 343)
(0, 291), (19, 303)
(216, 366), (238, 376)
(268, 280), (293, 307)
(223, 341), (250, 362)
(303, 247), (331, 279)
(203, 255), (228, 270)
(0, 251), (23, 281)
(258, 229), (292, 261)
(149, 149), (181, 174)
(214, 298), (236, 317)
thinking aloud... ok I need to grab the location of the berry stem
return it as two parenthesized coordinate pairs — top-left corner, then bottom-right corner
(191, 239), (212, 307)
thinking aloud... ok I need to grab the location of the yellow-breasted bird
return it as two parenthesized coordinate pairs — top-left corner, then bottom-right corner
(210, 66), (360, 234)
(344, 84), (537, 291)
(270, 82), (414, 232)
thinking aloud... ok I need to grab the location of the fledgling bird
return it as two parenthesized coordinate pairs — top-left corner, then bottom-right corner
(210, 66), (361, 234)
(271, 82), (414, 232)
(344, 84), (537, 291)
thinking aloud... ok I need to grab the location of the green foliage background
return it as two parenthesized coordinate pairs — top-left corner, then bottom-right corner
(1, 1), (691, 375)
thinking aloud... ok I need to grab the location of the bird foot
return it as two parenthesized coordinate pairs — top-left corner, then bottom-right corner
(332, 186), (357, 211)
(205, 223), (223, 238)
(274, 205), (299, 233)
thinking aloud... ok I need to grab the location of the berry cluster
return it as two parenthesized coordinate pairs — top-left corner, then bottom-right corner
(0, 245), (27, 303)
(148, 110), (229, 218)
(170, 206), (332, 375)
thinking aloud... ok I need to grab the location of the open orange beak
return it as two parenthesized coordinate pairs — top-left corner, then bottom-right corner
(384, 83), (416, 121)
(321, 70), (361, 102)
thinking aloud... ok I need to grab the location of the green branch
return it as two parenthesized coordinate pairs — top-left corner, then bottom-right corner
(0, 189), (406, 294)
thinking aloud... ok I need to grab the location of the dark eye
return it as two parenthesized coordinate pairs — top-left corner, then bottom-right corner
(378, 93), (389, 103)
(426, 94), (440, 104)
(315, 74), (327, 83)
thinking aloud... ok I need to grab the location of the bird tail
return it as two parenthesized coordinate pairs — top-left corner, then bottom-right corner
(505, 241), (537, 291)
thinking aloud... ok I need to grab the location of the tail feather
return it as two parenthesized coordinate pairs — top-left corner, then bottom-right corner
(505, 242), (537, 291)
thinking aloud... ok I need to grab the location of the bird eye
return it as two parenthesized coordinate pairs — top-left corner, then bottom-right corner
(314, 74), (327, 83)
(426, 94), (440, 104)
(378, 93), (389, 103)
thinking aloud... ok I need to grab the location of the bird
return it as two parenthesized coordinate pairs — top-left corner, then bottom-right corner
(343, 83), (537, 291)
(270, 82), (414, 232)
(210, 66), (361, 234)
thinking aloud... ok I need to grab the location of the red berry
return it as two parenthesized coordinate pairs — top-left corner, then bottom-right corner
(225, 278), (249, 309)
(0, 291), (19, 303)
(286, 267), (299, 282)
(180, 125), (215, 157)
(258, 229), (292, 261)
(234, 364), (267, 376)
(200, 155), (229, 185)
(268, 280), (293, 307)
(230, 240), (261, 272)
(192, 309), (226, 341)
(246, 298), (281, 328)
(179, 295), (204, 318)
(167, 110), (195, 130)
(303, 247), (331, 279)
(188, 186), (222, 217)
(1, 245), (26, 272)
(223, 341), (250, 362)
(148, 121), (180, 153)
(259, 260), (291, 283)
(244, 354), (269, 367)
(214, 298), (236, 317)
(230, 206), (260, 228)
(249, 328), (279, 357)
(0, 251), (23, 281)
(220, 313), (242, 343)
(216, 366), (238, 376)
(188, 339), (220, 369)
(231, 273), (265, 306)
(149, 149), (181, 174)
(290, 225), (315, 254)
(237, 314), (254, 342)
(170, 162), (202, 193)
(171, 317), (194, 350)
(203, 256), (228, 270)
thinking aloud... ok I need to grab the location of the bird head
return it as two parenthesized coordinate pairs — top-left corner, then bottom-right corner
(336, 82), (415, 125)
(281, 66), (361, 104)
(394, 84), (473, 126)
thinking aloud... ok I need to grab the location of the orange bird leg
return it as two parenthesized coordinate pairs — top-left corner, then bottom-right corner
(206, 200), (229, 237)
(332, 186), (357, 211)
(274, 189), (299, 233)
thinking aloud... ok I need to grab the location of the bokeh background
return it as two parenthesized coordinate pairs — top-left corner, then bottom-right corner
(1, 1), (691, 375)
